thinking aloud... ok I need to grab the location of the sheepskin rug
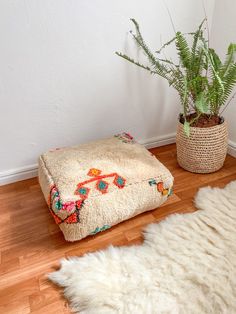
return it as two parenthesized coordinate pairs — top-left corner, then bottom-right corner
(48, 181), (236, 314)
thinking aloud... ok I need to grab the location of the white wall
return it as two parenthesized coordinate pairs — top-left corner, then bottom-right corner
(211, 0), (236, 156)
(0, 0), (215, 183)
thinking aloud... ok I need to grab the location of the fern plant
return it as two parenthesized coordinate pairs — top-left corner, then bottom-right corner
(116, 19), (236, 135)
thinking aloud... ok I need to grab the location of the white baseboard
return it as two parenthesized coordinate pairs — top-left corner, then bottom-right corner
(139, 133), (176, 149)
(1, 134), (235, 186)
(0, 164), (38, 186)
(228, 140), (236, 158)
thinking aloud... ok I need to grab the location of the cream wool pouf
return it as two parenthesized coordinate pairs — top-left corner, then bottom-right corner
(38, 133), (173, 241)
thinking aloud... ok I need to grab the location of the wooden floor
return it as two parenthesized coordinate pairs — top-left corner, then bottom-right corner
(1, 144), (236, 314)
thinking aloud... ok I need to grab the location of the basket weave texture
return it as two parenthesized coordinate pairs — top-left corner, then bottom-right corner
(176, 121), (228, 173)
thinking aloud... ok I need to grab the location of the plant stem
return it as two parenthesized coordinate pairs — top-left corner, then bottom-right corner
(163, 1), (176, 34)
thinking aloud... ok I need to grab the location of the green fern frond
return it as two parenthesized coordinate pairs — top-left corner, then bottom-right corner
(130, 19), (172, 79)
(115, 52), (152, 72)
(220, 63), (236, 105)
(191, 19), (205, 60)
(221, 43), (236, 76)
(175, 31), (191, 69)
(195, 92), (209, 113)
(208, 48), (222, 71)
(202, 45), (225, 93)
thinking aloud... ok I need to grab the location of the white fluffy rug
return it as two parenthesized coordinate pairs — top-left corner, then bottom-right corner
(49, 182), (236, 314)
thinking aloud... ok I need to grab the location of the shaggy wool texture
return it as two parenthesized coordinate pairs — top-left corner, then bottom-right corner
(39, 133), (173, 241)
(48, 181), (236, 314)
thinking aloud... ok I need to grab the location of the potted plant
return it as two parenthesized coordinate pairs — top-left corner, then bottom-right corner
(116, 19), (236, 173)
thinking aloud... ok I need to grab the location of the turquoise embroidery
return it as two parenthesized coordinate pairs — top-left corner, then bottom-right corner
(168, 187), (173, 196)
(55, 199), (63, 210)
(79, 187), (88, 195)
(97, 180), (108, 191)
(52, 191), (59, 200)
(117, 177), (124, 185)
(49, 185), (83, 224)
(98, 181), (106, 189)
(90, 225), (110, 235)
(148, 180), (173, 197)
(114, 175), (125, 188)
(149, 179), (157, 186)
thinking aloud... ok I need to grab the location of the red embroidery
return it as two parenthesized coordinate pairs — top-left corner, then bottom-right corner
(96, 180), (109, 194)
(157, 182), (164, 192)
(74, 186), (90, 199)
(75, 170), (126, 196)
(113, 174), (126, 189)
(114, 132), (134, 143)
(48, 185), (84, 225)
(64, 212), (78, 223)
(48, 169), (126, 225)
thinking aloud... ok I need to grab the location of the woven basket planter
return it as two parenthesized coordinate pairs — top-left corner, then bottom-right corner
(176, 119), (228, 173)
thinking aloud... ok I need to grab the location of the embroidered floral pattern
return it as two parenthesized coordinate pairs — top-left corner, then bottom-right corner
(48, 169), (126, 226)
(148, 179), (157, 186)
(96, 180), (109, 194)
(90, 225), (110, 235)
(88, 168), (101, 177)
(162, 189), (169, 196)
(75, 186), (90, 199)
(168, 187), (173, 196)
(114, 132), (134, 143)
(48, 185), (84, 225)
(148, 179), (173, 197)
(113, 174), (126, 188)
(157, 182), (164, 193)
(62, 201), (75, 212)
(74, 169), (126, 197)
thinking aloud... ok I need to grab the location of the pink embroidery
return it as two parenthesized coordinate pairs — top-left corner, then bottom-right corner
(62, 201), (76, 212)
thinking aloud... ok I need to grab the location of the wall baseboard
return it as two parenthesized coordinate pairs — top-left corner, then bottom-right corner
(228, 140), (236, 158)
(0, 134), (235, 186)
(138, 133), (176, 149)
(0, 164), (38, 186)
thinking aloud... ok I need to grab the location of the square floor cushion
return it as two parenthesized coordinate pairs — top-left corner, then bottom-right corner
(38, 133), (174, 241)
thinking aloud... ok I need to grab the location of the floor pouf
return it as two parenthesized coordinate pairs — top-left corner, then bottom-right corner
(38, 133), (174, 241)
